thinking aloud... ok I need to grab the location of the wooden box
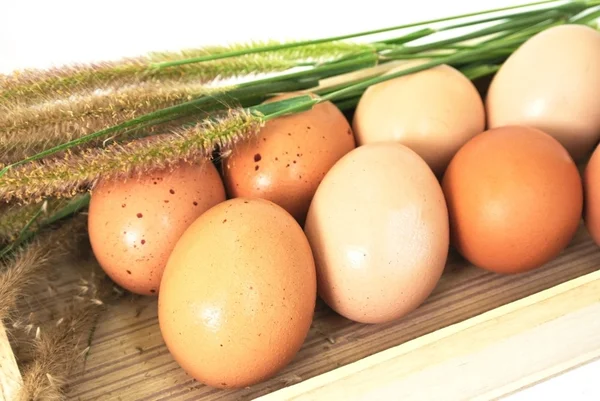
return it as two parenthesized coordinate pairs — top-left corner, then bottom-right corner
(2, 222), (599, 401)
(1, 66), (599, 401)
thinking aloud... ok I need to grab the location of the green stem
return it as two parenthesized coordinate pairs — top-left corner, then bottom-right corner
(152, 0), (562, 69)
(376, 0), (578, 47)
(255, 96), (320, 120)
(480, 13), (566, 44)
(439, 0), (586, 30)
(569, 5), (600, 23)
(385, 9), (568, 57)
(369, 1), (584, 51)
(241, 53), (379, 88)
(260, 38), (521, 118)
(461, 63), (502, 80)
(323, 37), (525, 102)
(333, 62), (500, 111)
(375, 28), (437, 45)
(255, 37), (521, 119)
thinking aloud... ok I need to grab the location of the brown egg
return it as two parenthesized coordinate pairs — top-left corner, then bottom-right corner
(158, 198), (316, 389)
(442, 126), (583, 274)
(88, 161), (225, 295)
(486, 24), (600, 161)
(352, 64), (485, 176)
(584, 143), (600, 246)
(304, 142), (449, 324)
(221, 93), (355, 224)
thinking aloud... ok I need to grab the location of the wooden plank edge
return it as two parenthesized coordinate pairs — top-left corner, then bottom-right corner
(488, 352), (600, 400)
(0, 322), (22, 401)
(257, 268), (600, 401)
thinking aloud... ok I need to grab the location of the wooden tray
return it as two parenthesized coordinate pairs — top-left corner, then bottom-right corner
(4, 222), (596, 400)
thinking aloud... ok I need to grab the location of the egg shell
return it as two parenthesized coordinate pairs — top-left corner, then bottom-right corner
(304, 142), (449, 324)
(87, 161), (225, 295)
(158, 198), (316, 389)
(584, 143), (600, 246)
(442, 125), (583, 274)
(221, 93), (356, 225)
(352, 64), (485, 176)
(486, 24), (600, 161)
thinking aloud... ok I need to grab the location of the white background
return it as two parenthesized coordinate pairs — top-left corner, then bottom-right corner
(2, 0), (600, 399)
(0, 0), (556, 73)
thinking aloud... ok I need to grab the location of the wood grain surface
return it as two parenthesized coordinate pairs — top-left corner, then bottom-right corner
(258, 260), (600, 400)
(18, 224), (600, 400)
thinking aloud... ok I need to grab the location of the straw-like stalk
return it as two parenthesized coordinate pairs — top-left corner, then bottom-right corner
(0, 217), (86, 322)
(0, 110), (263, 204)
(16, 267), (116, 401)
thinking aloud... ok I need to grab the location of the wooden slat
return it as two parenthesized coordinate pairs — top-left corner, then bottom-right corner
(258, 268), (600, 401)
(14, 224), (598, 400)
(0, 322), (21, 401)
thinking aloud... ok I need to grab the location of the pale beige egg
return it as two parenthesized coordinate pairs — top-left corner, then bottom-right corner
(304, 142), (449, 324)
(486, 24), (600, 161)
(352, 64), (485, 176)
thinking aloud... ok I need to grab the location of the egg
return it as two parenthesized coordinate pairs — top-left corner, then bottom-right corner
(88, 160), (225, 295)
(352, 64), (485, 176)
(442, 125), (583, 274)
(486, 24), (600, 161)
(304, 142), (449, 324)
(221, 93), (356, 224)
(584, 143), (600, 246)
(158, 198), (316, 389)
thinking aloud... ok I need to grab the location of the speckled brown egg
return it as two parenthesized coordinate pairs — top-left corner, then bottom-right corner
(486, 24), (600, 161)
(584, 143), (600, 246)
(88, 160), (225, 295)
(158, 198), (316, 388)
(442, 125), (583, 274)
(221, 93), (356, 224)
(304, 142), (449, 324)
(352, 64), (485, 176)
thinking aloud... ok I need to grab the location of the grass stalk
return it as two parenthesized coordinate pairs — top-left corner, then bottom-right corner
(0, 111), (263, 204)
(0, 42), (374, 106)
(0, 78), (317, 176)
(0, 82), (230, 164)
(152, 0), (561, 68)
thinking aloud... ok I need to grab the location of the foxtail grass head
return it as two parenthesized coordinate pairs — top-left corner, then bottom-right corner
(0, 82), (227, 164)
(0, 110), (264, 204)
